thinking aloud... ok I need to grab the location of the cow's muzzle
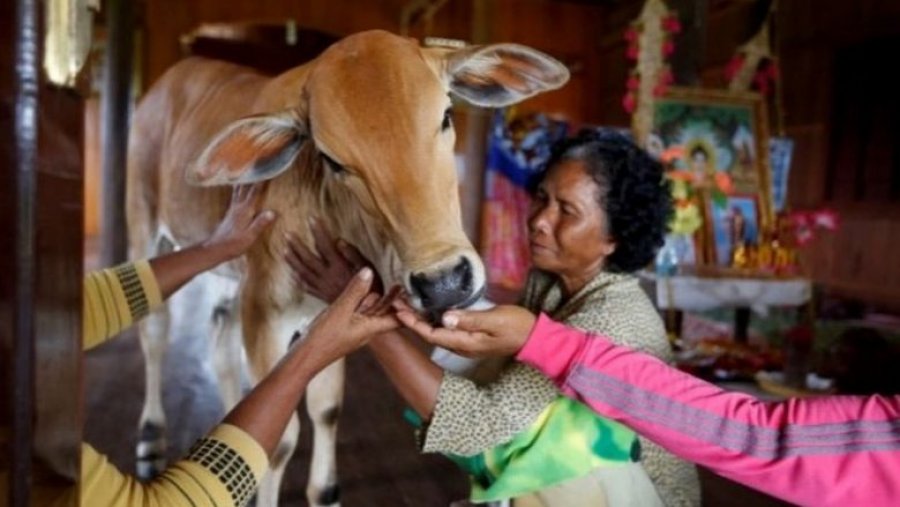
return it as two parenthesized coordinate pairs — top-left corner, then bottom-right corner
(409, 256), (480, 316)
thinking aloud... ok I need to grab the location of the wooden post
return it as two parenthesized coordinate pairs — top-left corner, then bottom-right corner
(4, 0), (40, 504)
(2, 0), (84, 504)
(99, 0), (135, 266)
(461, 0), (495, 250)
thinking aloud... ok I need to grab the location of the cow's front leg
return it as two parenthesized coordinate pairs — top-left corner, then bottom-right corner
(242, 292), (321, 507)
(208, 274), (244, 413)
(136, 305), (170, 480)
(306, 357), (345, 506)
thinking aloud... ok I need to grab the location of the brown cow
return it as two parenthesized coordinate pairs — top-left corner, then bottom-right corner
(126, 30), (568, 506)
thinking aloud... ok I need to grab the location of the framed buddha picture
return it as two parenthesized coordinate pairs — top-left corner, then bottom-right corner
(649, 88), (774, 244)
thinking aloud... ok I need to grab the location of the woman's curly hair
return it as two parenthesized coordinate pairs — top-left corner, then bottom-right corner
(536, 129), (673, 273)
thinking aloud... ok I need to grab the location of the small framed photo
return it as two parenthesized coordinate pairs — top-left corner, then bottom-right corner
(706, 194), (760, 266)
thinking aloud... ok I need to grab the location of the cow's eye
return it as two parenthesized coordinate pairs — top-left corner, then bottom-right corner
(321, 152), (344, 174)
(441, 108), (452, 131)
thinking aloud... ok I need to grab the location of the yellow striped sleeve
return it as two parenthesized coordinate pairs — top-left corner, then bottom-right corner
(82, 260), (164, 351)
(80, 425), (268, 507)
(171, 424), (268, 507)
(133, 259), (163, 311)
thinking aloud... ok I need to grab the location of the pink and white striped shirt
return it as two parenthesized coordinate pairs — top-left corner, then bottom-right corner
(517, 314), (900, 507)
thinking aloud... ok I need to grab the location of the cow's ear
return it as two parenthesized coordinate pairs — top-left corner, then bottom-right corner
(186, 111), (308, 186)
(440, 44), (569, 107)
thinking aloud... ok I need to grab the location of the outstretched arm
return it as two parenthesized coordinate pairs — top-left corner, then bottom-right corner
(400, 307), (900, 507)
(83, 185), (275, 349)
(81, 268), (399, 507)
(223, 267), (398, 454)
(149, 185), (275, 301)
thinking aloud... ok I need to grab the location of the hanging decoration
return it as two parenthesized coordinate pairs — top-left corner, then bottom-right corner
(625, 0), (681, 146)
(44, 0), (100, 87)
(726, 7), (779, 97)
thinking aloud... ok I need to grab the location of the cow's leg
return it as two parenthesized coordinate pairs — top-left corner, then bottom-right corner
(242, 301), (302, 507)
(208, 275), (244, 412)
(136, 235), (175, 479)
(306, 358), (345, 506)
(256, 414), (300, 507)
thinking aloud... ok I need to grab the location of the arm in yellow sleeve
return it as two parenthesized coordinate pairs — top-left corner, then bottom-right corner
(80, 424), (268, 507)
(81, 186), (277, 351)
(82, 260), (163, 351)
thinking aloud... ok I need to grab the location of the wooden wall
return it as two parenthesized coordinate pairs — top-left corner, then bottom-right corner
(140, 0), (604, 123)
(131, 0), (900, 310)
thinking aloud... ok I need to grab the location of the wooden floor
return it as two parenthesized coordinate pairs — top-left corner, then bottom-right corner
(83, 274), (791, 506)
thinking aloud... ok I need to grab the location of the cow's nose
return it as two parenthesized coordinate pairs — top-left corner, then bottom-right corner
(409, 257), (475, 312)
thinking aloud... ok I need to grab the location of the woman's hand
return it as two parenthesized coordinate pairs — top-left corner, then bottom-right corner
(300, 268), (402, 372)
(394, 301), (537, 358)
(203, 184), (276, 261)
(150, 185), (276, 300)
(223, 267), (398, 456)
(285, 219), (381, 303)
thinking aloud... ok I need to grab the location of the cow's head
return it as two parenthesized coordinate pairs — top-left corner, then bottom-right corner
(186, 30), (569, 314)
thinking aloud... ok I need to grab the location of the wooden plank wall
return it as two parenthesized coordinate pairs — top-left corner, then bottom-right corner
(135, 0), (900, 311)
(140, 0), (604, 123)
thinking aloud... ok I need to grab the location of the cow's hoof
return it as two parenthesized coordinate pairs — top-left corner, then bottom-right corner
(316, 484), (341, 506)
(136, 422), (167, 480)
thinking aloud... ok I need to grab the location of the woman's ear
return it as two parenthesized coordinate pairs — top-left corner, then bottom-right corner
(602, 238), (617, 257)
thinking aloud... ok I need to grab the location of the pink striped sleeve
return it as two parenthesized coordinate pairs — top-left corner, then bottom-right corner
(517, 314), (900, 507)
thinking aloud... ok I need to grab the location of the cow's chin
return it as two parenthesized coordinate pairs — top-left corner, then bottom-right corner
(420, 286), (488, 326)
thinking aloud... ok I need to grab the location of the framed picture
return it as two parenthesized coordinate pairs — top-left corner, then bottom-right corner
(707, 194), (760, 266)
(649, 87), (774, 228)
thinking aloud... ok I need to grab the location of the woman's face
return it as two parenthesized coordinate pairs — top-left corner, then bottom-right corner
(528, 159), (616, 281)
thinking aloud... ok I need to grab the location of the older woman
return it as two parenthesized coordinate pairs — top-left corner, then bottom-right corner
(288, 131), (699, 507)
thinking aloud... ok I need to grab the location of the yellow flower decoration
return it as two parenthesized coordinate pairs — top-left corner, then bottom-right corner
(671, 179), (690, 201)
(670, 201), (702, 235)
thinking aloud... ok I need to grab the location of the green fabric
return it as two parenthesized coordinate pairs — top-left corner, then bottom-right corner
(449, 396), (640, 502)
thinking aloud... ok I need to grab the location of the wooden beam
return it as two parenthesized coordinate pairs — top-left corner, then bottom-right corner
(99, 0), (135, 266)
(459, 0), (495, 248)
(2, 0), (84, 504)
(5, 0), (40, 504)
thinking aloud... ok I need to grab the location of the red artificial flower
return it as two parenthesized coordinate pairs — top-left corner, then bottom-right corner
(626, 43), (639, 60)
(626, 74), (640, 91)
(624, 26), (639, 43)
(725, 54), (745, 81)
(622, 92), (636, 113)
(812, 209), (840, 230)
(753, 71), (771, 95)
(653, 83), (669, 97)
(659, 68), (674, 85)
(765, 60), (780, 80)
(662, 15), (682, 34)
(663, 39), (675, 57)
(795, 227), (814, 246)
